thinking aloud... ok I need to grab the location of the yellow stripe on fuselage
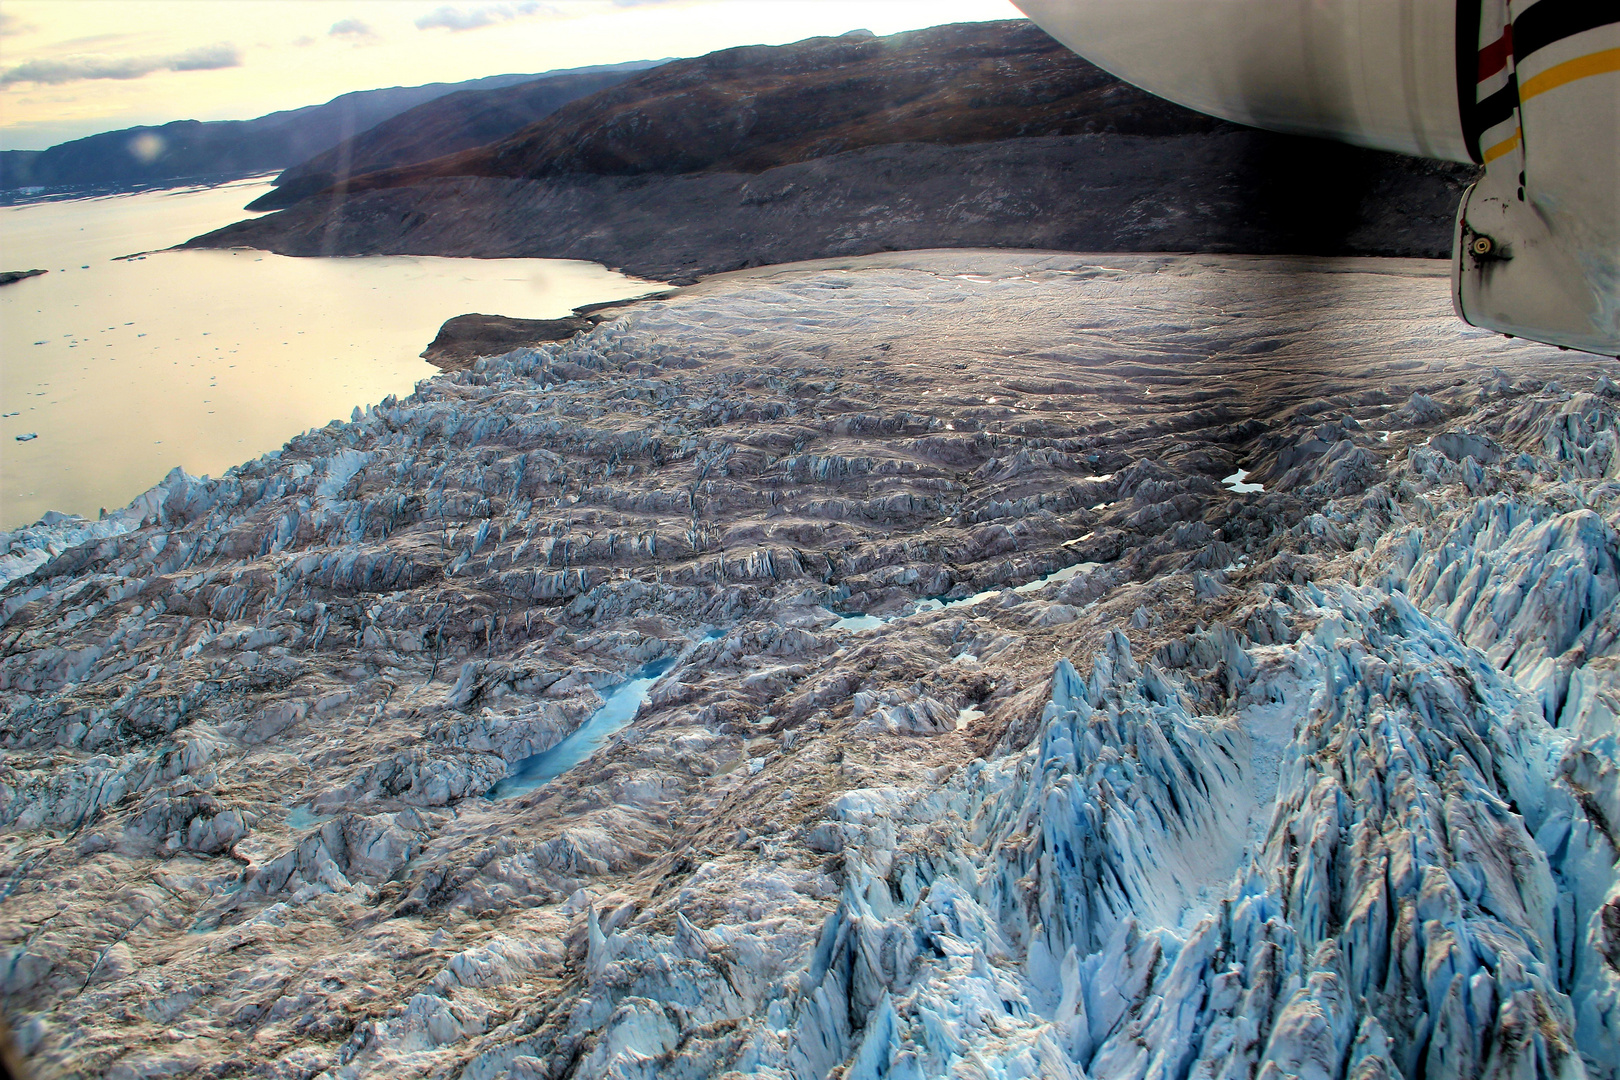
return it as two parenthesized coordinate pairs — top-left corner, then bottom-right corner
(1483, 129), (1521, 163)
(1519, 46), (1620, 101)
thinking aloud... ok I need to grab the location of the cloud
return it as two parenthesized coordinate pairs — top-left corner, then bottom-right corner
(329, 18), (377, 40)
(0, 43), (242, 87)
(414, 2), (547, 32)
(169, 43), (241, 71)
(0, 12), (33, 36)
(55, 33), (139, 48)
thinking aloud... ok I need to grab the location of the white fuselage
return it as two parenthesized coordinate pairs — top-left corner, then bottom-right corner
(1012, 0), (1619, 356)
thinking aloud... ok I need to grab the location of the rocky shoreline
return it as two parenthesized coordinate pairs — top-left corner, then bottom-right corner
(3, 250), (1618, 1079)
(420, 314), (602, 371)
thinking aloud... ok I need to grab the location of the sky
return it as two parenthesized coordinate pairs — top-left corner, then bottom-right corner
(0, 0), (1026, 150)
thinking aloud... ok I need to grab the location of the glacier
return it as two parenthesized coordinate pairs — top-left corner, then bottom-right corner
(0, 251), (1617, 1079)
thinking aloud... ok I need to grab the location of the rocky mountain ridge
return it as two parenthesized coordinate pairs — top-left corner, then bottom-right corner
(323, 22), (1225, 194)
(186, 21), (1476, 278)
(247, 65), (670, 211)
(0, 61), (659, 196)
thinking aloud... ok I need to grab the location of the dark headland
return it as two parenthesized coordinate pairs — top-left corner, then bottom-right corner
(420, 313), (606, 369)
(184, 21), (1475, 283)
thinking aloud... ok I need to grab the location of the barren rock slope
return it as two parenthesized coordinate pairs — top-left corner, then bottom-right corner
(189, 21), (1473, 274)
(3, 251), (1619, 1080)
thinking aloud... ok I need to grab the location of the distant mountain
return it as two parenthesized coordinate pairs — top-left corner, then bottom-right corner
(189, 21), (1476, 278)
(325, 22), (1227, 196)
(248, 65), (667, 210)
(0, 61), (665, 194)
(1, 150), (43, 189)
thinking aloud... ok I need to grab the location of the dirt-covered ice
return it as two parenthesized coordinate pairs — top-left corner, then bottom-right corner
(2, 251), (1618, 1080)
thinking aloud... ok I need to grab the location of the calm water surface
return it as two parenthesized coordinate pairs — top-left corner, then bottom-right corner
(1, 177), (655, 528)
(489, 656), (678, 799)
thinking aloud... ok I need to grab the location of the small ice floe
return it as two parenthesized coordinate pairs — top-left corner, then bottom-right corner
(1222, 468), (1264, 493)
(15, 433), (38, 442)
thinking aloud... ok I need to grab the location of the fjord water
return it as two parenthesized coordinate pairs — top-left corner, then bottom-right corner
(0, 178), (653, 529)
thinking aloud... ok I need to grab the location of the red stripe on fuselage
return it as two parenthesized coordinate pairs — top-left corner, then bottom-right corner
(1479, 26), (1514, 79)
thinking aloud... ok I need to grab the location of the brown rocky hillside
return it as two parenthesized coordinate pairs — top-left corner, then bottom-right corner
(322, 21), (1226, 196)
(249, 63), (662, 210)
(188, 20), (1475, 277)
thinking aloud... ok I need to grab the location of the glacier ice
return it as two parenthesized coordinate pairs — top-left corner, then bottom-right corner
(0, 252), (1616, 1079)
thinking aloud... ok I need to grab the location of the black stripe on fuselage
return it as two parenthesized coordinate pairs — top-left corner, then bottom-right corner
(1456, 0), (1485, 161)
(1475, 77), (1520, 133)
(1512, 0), (1620, 62)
